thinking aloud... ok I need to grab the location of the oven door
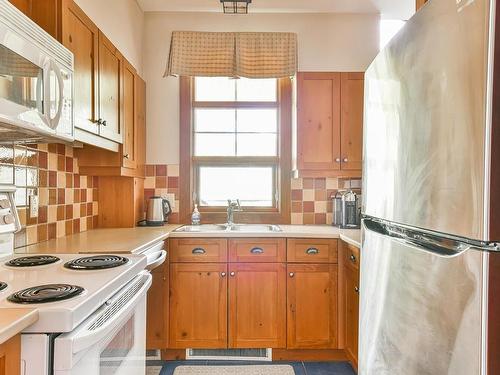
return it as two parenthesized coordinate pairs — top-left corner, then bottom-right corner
(53, 272), (152, 375)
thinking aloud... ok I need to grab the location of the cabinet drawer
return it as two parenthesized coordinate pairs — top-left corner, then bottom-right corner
(169, 238), (228, 263)
(229, 238), (286, 263)
(287, 239), (338, 263)
(343, 242), (360, 270)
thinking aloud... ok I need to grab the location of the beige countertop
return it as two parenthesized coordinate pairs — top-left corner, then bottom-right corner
(18, 224), (360, 255)
(19, 225), (182, 255)
(0, 309), (38, 345)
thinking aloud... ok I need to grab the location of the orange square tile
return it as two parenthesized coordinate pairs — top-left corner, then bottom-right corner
(303, 213), (314, 225)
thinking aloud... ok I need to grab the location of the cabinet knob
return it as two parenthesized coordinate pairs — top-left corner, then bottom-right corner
(221, 272), (226, 277)
(343, 158), (348, 163)
(123, 154), (130, 159)
(354, 286), (359, 293)
(306, 247), (319, 255)
(350, 254), (357, 263)
(335, 158), (341, 163)
(289, 272), (295, 278)
(250, 247), (264, 254)
(230, 271), (236, 277)
(192, 248), (206, 255)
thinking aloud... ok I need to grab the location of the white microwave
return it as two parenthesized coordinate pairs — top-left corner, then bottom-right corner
(0, 1), (73, 143)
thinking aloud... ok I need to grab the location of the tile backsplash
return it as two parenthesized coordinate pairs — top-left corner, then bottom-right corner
(0, 143), (98, 247)
(144, 164), (180, 223)
(143, 164), (360, 225)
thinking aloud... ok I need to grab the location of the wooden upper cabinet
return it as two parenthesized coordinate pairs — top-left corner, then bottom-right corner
(297, 72), (341, 172)
(416, 0), (428, 10)
(228, 263), (286, 349)
(122, 59), (137, 169)
(169, 263), (228, 349)
(8, 0), (30, 15)
(98, 31), (123, 143)
(61, 0), (100, 135)
(297, 72), (364, 177)
(287, 264), (338, 349)
(340, 73), (364, 171)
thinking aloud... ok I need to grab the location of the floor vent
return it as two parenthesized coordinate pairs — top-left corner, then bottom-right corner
(186, 349), (272, 361)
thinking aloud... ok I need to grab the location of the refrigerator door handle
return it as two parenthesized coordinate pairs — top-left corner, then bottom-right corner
(363, 217), (500, 256)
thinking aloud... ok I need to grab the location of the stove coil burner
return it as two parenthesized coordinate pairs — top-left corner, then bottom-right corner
(6, 255), (60, 267)
(0, 282), (7, 291)
(64, 255), (129, 270)
(7, 284), (84, 304)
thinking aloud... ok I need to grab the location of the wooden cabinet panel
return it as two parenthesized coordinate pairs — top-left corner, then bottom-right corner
(8, 0), (30, 15)
(287, 264), (338, 349)
(169, 263), (228, 348)
(340, 73), (364, 171)
(228, 263), (286, 348)
(287, 239), (338, 263)
(0, 335), (20, 375)
(122, 60), (137, 169)
(147, 260), (168, 350)
(229, 238), (286, 263)
(61, 0), (99, 135)
(98, 31), (123, 143)
(344, 263), (359, 368)
(297, 72), (341, 171)
(170, 238), (228, 263)
(135, 74), (146, 176)
(416, 0), (428, 10)
(343, 242), (360, 271)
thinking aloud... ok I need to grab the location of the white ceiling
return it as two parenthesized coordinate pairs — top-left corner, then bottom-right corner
(137, 0), (415, 19)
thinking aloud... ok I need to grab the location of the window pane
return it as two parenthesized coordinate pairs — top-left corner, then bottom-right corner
(237, 78), (277, 102)
(195, 134), (235, 156)
(195, 77), (235, 101)
(198, 166), (274, 207)
(237, 134), (277, 156)
(237, 109), (277, 133)
(194, 109), (235, 132)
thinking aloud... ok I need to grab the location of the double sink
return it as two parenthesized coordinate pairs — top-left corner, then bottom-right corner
(175, 224), (282, 233)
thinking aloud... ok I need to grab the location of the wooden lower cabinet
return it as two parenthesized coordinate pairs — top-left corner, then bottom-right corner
(287, 264), (338, 349)
(343, 259), (360, 368)
(0, 335), (20, 375)
(147, 262), (168, 350)
(169, 263), (228, 348)
(229, 263), (286, 349)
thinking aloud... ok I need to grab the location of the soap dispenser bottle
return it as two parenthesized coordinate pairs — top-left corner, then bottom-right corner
(191, 204), (201, 225)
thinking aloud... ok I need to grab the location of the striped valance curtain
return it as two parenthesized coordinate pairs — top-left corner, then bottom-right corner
(165, 31), (297, 78)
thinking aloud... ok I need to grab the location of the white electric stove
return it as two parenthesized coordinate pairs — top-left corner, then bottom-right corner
(0, 186), (152, 375)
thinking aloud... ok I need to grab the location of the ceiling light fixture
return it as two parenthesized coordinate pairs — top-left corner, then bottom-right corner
(220, 0), (252, 14)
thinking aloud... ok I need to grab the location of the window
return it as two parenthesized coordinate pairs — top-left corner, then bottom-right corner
(379, 20), (406, 50)
(180, 76), (292, 223)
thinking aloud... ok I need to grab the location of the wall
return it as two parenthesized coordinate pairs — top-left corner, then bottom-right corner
(0, 144), (98, 247)
(143, 12), (380, 164)
(74, 0), (145, 75)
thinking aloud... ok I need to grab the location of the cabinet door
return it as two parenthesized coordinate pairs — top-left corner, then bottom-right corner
(0, 335), (20, 375)
(98, 31), (123, 143)
(147, 262), (168, 350)
(135, 74), (146, 175)
(61, 0), (99, 134)
(297, 72), (341, 171)
(122, 60), (137, 169)
(229, 263), (286, 348)
(8, 0), (30, 15)
(287, 264), (338, 349)
(169, 263), (228, 348)
(340, 73), (364, 171)
(344, 264), (359, 368)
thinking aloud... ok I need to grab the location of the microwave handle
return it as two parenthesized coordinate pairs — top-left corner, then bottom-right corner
(60, 272), (151, 354)
(45, 60), (64, 129)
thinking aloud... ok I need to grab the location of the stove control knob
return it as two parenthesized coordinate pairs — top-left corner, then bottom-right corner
(1, 214), (14, 225)
(0, 199), (10, 209)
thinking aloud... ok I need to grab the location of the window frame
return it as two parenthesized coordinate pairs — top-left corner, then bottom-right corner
(179, 76), (292, 224)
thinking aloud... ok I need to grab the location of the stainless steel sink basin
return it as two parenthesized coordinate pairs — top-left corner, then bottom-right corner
(174, 224), (282, 233)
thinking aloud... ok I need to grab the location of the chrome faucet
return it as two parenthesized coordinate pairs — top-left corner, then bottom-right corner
(226, 199), (242, 226)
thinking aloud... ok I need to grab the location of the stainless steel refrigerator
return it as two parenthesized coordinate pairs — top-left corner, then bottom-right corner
(360, 0), (500, 374)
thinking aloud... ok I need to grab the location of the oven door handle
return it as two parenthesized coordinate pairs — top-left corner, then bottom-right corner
(57, 271), (152, 354)
(145, 250), (166, 271)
